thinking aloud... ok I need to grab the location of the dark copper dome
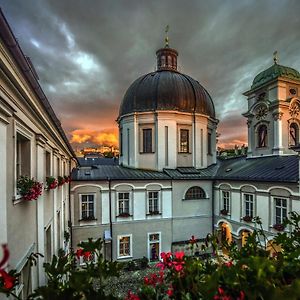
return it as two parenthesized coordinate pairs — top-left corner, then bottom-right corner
(119, 46), (215, 119)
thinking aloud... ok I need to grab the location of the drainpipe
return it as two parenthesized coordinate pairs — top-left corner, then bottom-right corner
(212, 179), (215, 234)
(68, 159), (74, 251)
(108, 177), (113, 261)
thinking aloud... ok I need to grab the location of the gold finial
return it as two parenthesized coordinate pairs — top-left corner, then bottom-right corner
(273, 50), (278, 64)
(165, 25), (169, 47)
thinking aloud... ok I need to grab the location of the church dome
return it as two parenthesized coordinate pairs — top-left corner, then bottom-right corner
(252, 63), (300, 89)
(119, 46), (215, 118)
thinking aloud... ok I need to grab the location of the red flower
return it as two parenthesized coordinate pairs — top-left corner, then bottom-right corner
(224, 261), (233, 267)
(0, 270), (15, 290)
(167, 286), (174, 297)
(174, 251), (185, 261)
(76, 248), (84, 259)
(125, 290), (140, 300)
(238, 291), (245, 300)
(213, 287), (233, 300)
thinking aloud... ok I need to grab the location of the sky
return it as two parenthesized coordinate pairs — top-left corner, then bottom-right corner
(1, 0), (300, 150)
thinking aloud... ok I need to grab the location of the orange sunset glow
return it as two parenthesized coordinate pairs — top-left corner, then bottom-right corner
(70, 128), (118, 147)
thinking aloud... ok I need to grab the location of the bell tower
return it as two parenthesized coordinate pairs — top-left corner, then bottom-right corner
(243, 53), (300, 157)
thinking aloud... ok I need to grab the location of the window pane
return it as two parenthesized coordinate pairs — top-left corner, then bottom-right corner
(180, 129), (189, 153)
(185, 187), (205, 200)
(143, 129), (152, 153)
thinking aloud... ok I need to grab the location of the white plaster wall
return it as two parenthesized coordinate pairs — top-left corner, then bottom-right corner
(162, 190), (172, 218)
(101, 191), (110, 225)
(133, 190), (146, 220)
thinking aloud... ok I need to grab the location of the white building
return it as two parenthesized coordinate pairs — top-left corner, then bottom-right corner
(0, 9), (76, 299)
(71, 41), (300, 260)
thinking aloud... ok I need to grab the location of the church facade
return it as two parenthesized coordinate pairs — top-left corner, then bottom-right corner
(71, 42), (300, 261)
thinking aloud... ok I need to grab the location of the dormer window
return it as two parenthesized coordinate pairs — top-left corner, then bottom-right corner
(289, 123), (299, 146)
(257, 124), (268, 148)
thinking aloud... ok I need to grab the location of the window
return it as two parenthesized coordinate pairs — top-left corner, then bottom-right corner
(142, 128), (152, 153)
(148, 233), (160, 261)
(45, 151), (51, 177)
(148, 191), (159, 214)
(184, 186), (206, 200)
(257, 124), (267, 148)
(179, 129), (189, 153)
(118, 192), (130, 216)
(274, 197), (287, 224)
(289, 123), (298, 146)
(118, 235), (132, 258)
(80, 194), (95, 220)
(244, 194), (254, 217)
(16, 132), (31, 179)
(222, 191), (230, 212)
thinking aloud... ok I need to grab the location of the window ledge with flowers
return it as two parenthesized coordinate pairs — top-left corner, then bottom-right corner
(147, 211), (161, 216)
(241, 216), (253, 223)
(272, 223), (285, 232)
(46, 176), (58, 191)
(79, 216), (97, 222)
(117, 212), (132, 218)
(15, 176), (43, 204)
(220, 209), (230, 216)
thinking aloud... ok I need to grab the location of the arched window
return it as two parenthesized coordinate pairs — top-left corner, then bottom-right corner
(257, 124), (267, 148)
(289, 123), (298, 146)
(184, 186), (206, 200)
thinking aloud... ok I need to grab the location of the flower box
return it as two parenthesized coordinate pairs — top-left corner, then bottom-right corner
(17, 176), (43, 201)
(118, 212), (130, 218)
(273, 223), (285, 231)
(149, 211), (160, 215)
(46, 176), (58, 190)
(243, 216), (252, 222)
(57, 176), (65, 186)
(220, 209), (228, 216)
(64, 175), (71, 183)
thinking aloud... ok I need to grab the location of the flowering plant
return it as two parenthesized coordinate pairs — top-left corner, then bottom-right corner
(242, 215), (252, 222)
(0, 245), (17, 294)
(57, 176), (65, 186)
(46, 176), (58, 190)
(118, 212), (130, 217)
(220, 209), (228, 215)
(273, 223), (285, 231)
(64, 175), (71, 183)
(17, 176), (43, 201)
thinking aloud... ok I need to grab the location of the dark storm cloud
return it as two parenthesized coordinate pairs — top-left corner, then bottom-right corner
(1, 0), (300, 147)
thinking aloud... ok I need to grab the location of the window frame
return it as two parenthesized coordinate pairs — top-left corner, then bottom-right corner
(147, 191), (160, 215)
(243, 193), (254, 217)
(117, 192), (131, 216)
(14, 123), (33, 200)
(257, 124), (268, 148)
(289, 122), (299, 146)
(117, 234), (132, 259)
(222, 190), (230, 213)
(142, 128), (153, 153)
(184, 186), (206, 200)
(274, 197), (288, 225)
(179, 128), (190, 153)
(148, 232), (161, 262)
(79, 193), (96, 221)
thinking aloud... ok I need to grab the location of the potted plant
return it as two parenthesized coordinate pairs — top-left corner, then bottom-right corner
(243, 215), (252, 222)
(149, 210), (160, 215)
(273, 223), (285, 231)
(64, 175), (71, 183)
(17, 176), (43, 201)
(46, 176), (58, 190)
(220, 209), (228, 216)
(57, 176), (65, 186)
(118, 212), (130, 217)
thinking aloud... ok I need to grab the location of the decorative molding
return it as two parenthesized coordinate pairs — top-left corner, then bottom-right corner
(272, 112), (283, 121)
(255, 106), (268, 120)
(289, 102), (300, 118)
(36, 134), (48, 147)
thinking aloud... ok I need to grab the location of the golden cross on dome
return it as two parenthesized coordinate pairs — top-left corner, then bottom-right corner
(273, 50), (278, 64)
(165, 25), (169, 47)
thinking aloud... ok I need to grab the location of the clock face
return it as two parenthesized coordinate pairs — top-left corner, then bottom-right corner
(255, 106), (268, 120)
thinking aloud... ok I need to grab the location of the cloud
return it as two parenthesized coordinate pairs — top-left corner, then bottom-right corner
(2, 0), (300, 149)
